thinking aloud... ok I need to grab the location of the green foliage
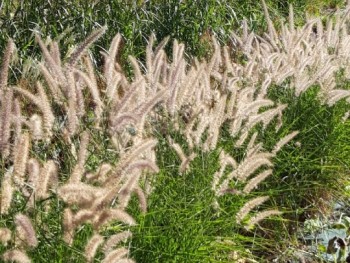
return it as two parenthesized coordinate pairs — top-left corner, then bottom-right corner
(1, 0), (344, 75)
(129, 135), (260, 262)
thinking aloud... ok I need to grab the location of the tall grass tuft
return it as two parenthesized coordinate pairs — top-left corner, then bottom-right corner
(0, 2), (350, 262)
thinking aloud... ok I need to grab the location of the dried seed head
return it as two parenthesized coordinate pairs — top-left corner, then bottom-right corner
(85, 234), (104, 262)
(63, 208), (74, 245)
(14, 213), (38, 248)
(0, 228), (11, 245)
(3, 249), (31, 263)
(13, 133), (30, 188)
(0, 169), (14, 215)
(236, 196), (269, 224)
(244, 209), (282, 231)
(102, 231), (132, 254)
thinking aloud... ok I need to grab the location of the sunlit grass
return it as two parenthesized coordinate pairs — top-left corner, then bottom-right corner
(1, 1), (350, 262)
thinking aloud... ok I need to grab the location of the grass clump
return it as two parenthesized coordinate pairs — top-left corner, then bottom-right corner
(0, 0), (345, 75)
(1, 1), (350, 263)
